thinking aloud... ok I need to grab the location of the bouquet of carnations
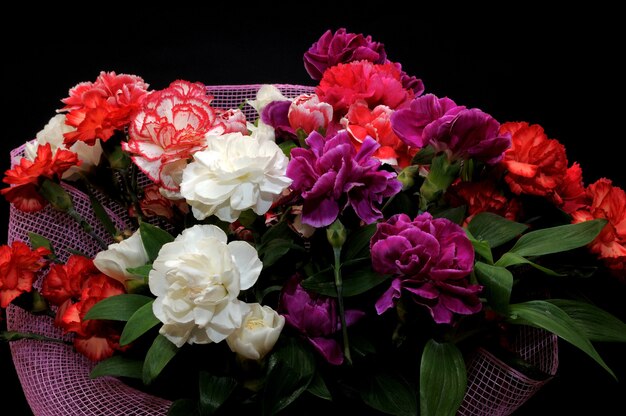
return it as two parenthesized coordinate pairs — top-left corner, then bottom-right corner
(2, 28), (625, 416)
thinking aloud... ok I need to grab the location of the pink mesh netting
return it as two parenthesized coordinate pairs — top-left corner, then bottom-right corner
(6, 84), (558, 416)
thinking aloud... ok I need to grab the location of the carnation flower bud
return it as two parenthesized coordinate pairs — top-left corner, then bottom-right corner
(397, 165), (420, 190)
(326, 219), (347, 248)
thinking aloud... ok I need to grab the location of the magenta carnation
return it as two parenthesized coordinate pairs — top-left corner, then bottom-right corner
(287, 131), (402, 228)
(423, 108), (512, 165)
(371, 212), (481, 324)
(391, 94), (463, 148)
(304, 28), (387, 80)
(279, 276), (364, 365)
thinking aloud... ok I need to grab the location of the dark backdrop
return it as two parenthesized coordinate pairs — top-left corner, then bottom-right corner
(2, 6), (624, 415)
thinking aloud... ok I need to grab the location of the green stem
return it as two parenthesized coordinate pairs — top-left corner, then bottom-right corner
(333, 247), (352, 365)
(67, 208), (108, 250)
(121, 166), (145, 221)
(1, 331), (71, 345)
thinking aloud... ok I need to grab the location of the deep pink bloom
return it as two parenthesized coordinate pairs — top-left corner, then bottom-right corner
(423, 108), (511, 165)
(261, 100), (295, 138)
(391, 94), (463, 148)
(304, 28), (387, 80)
(316, 61), (415, 115)
(279, 276), (364, 365)
(371, 213), (481, 324)
(287, 131), (401, 228)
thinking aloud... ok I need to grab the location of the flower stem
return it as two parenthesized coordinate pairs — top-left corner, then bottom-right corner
(1, 330), (71, 345)
(333, 246), (352, 365)
(67, 207), (109, 250)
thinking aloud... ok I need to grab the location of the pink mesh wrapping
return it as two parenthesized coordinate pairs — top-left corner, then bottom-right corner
(5, 84), (557, 416)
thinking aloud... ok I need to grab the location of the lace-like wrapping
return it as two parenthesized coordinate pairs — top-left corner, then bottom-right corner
(6, 85), (557, 416)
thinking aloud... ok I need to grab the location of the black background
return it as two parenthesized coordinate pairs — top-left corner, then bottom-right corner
(1, 6), (624, 415)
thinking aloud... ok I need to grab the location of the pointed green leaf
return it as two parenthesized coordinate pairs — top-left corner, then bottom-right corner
(507, 301), (615, 379)
(120, 301), (160, 346)
(307, 373), (332, 401)
(510, 219), (607, 257)
(83, 294), (153, 321)
(198, 372), (237, 415)
(39, 179), (73, 211)
(263, 338), (315, 415)
(547, 299), (626, 343)
(259, 239), (304, 267)
(279, 141), (297, 158)
(466, 232), (493, 264)
(495, 252), (564, 276)
(126, 264), (153, 279)
(143, 334), (179, 385)
(468, 212), (528, 249)
(88, 192), (118, 237)
(301, 268), (390, 297)
(474, 262), (512, 312)
(28, 232), (58, 260)
(90, 355), (143, 379)
(432, 205), (467, 225)
(343, 223), (377, 261)
(168, 399), (200, 416)
(140, 221), (175, 262)
(419, 340), (466, 416)
(360, 373), (417, 416)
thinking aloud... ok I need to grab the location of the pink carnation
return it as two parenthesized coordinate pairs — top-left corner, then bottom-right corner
(288, 94), (333, 134)
(124, 80), (220, 191)
(316, 61), (414, 116)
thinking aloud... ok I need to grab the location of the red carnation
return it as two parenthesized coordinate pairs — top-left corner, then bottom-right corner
(500, 122), (568, 199)
(1, 143), (79, 212)
(448, 180), (521, 224)
(41, 255), (100, 306)
(62, 71), (149, 146)
(0, 241), (49, 308)
(571, 179), (626, 280)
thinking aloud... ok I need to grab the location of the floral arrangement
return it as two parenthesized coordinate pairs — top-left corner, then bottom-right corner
(2, 28), (625, 416)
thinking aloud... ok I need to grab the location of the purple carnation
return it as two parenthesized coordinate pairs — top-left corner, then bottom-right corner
(423, 108), (512, 165)
(371, 213), (481, 324)
(287, 131), (402, 228)
(261, 100), (295, 138)
(279, 276), (365, 365)
(391, 94), (463, 148)
(304, 28), (387, 80)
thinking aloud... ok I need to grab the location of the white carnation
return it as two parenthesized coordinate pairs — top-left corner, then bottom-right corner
(247, 85), (289, 115)
(25, 114), (103, 178)
(93, 230), (149, 283)
(180, 133), (292, 223)
(226, 303), (284, 360)
(149, 225), (262, 347)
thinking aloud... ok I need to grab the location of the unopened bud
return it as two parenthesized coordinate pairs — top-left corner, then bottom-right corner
(326, 219), (347, 249)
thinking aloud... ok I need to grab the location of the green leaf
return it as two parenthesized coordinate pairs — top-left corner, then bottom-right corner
(140, 221), (175, 262)
(263, 338), (315, 415)
(307, 373), (332, 401)
(120, 301), (160, 346)
(507, 301), (616, 379)
(466, 232), (493, 264)
(90, 355), (143, 379)
(39, 179), (73, 211)
(547, 299), (626, 343)
(432, 205), (467, 225)
(510, 219), (607, 257)
(83, 294), (153, 321)
(495, 252), (564, 276)
(411, 144), (436, 165)
(28, 232), (57, 260)
(168, 399), (200, 416)
(343, 223), (377, 261)
(143, 334), (179, 385)
(468, 212), (528, 249)
(301, 268), (390, 297)
(279, 141), (298, 158)
(259, 239), (304, 267)
(126, 264), (153, 279)
(360, 373), (418, 416)
(198, 372), (237, 415)
(419, 339), (467, 416)
(474, 262), (513, 313)
(88, 192), (118, 237)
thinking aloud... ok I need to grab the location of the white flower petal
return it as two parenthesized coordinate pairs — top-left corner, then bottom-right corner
(228, 241), (262, 290)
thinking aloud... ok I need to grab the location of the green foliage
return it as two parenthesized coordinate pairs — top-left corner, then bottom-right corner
(360, 373), (418, 416)
(143, 334), (179, 385)
(90, 355), (143, 380)
(140, 221), (175, 262)
(83, 294), (153, 321)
